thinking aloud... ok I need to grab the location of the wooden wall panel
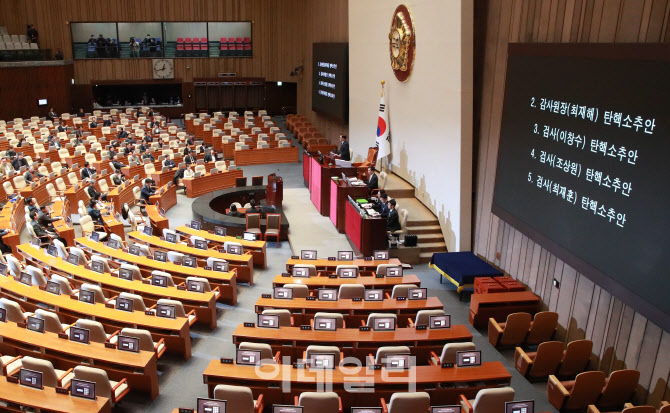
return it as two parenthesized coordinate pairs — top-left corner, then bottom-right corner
(473, 0), (670, 405)
(0, 0), (348, 141)
(0, 64), (73, 120)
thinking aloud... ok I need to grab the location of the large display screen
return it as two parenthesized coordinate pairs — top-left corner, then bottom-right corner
(492, 44), (670, 329)
(312, 43), (348, 122)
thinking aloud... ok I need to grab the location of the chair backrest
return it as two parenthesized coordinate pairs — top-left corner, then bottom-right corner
(34, 309), (63, 334)
(284, 283), (309, 298)
(213, 385), (255, 413)
(239, 342), (274, 362)
(471, 387), (516, 413)
(120, 327), (155, 352)
(120, 263), (143, 280)
(5, 255), (22, 277)
(50, 273), (74, 295)
(98, 179), (109, 193)
(499, 312), (532, 346)
(46, 183), (58, 198)
(527, 311), (559, 345)
(415, 309), (446, 326)
(388, 392), (431, 413)
(391, 283), (418, 298)
(262, 309), (291, 327)
(440, 342), (476, 364)
(335, 265), (358, 277)
(2, 181), (14, 195)
(558, 339), (593, 377)
(0, 297), (25, 323)
(74, 366), (112, 401)
(21, 357), (59, 387)
(119, 292), (146, 311)
(293, 264), (316, 277)
(366, 313), (397, 326)
(563, 371), (606, 411)
(75, 319), (108, 343)
(313, 312), (344, 329)
(298, 392), (340, 413)
(246, 213), (260, 229)
(144, 163), (156, 174)
(266, 213), (280, 230)
(338, 284), (365, 299)
(80, 215), (95, 233)
(185, 276), (212, 292)
(13, 175), (26, 190)
(598, 369), (640, 409)
(68, 172), (78, 185)
(305, 346), (341, 365)
(25, 265), (46, 287)
(527, 341), (564, 378)
(81, 283), (107, 303)
(375, 346), (411, 364)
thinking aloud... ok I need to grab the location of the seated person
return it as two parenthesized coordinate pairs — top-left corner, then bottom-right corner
(0, 227), (11, 254)
(386, 199), (401, 232)
(29, 210), (66, 246)
(110, 155), (124, 171)
(0, 158), (13, 176)
(127, 151), (141, 165)
(142, 149), (155, 162)
(227, 204), (243, 217)
(203, 148), (214, 163)
(26, 197), (39, 215)
(89, 119), (98, 128)
(373, 192), (390, 218)
(81, 162), (96, 179)
(87, 199), (105, 226)
(163, 157), (176, 169)
(37, 205), (60, 234)
(140, 180), (156, 204)
(365, 167), (379, 191)
(112, 169), (125, 185)
(183, 150), (196, 165)
(87, 179), (108, 202)
(12, 153), (28, 171)
(247, 199), (261, 215)
(102, 118), (112, 127)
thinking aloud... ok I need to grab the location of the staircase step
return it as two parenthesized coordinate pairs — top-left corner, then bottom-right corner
(385, 189), (415, 198)
(419, 242), (448, 253)
(406, 224), (442, 234)
(407, 219), (439, 227)
(413, 234), (445, 243)
(418, 252), (435, 263)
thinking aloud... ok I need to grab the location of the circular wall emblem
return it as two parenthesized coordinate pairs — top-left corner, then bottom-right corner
(388, 4), (416, 82)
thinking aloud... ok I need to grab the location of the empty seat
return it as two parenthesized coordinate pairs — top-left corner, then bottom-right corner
(527, 311), (559, 345)
(391, 283), (418, 298)
(33, 309), (69, 334)
(375, 345), (411, 364)
(548, 371), (606, 411)
(412, 309), (446, 327)
(382, 392), (431, 413)
(338, 284), (364, 299)
(119, 327), (166, 358)
(515, 341), (565, 379)
(21, 356), (74, 388)
(0, 298), (27, 323)
(313, 312), (345, 329)
(261, 309), (292, 327)
(304, 345), (342, 366)
(335, 265), (358, 277)
(488, 312), (532, 347)
(213, 384), (264, 413)
(238, 342), (278, 364)
(461, 387), (516, 413)
(76, 319), (118, 343)
(431, 342), (476, 365)
(366, 313), (397, 327)
(73, 366), (129, 406)
(597, 370), (640, 410)
(157, 298), (196, 325)
(298, 391), (340, 413)
(557, 339), (594, 378)
(284, 283), (309, 298)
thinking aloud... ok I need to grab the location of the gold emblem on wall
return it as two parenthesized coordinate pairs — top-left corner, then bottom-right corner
(388, 4), (415, 82)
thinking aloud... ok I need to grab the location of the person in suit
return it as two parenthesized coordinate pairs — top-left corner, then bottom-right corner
(365, 167), (379, 191)
(86, 179), (107, 201)
(186, 134), (195, 146)
(140, 180), (156, 204)
(142, 149), (155, 162)
(335, 135), (350, 161)
(183, 151), (196, 165)
(386, 199), (401, 232)
(203, 149), (214, 163)
(46, 107), (58, 122)
(127, 151), (141, 165)
(87, 200), (105, 226)
(48, 134), (62, 150)
(57, 123), (66, 133)
(24, 166), (45, 183)
(111, 170), (125, 185)
(37, 205), (60, 233)
(89, 119), (98, 128)
(74, 125), (85, 138)
(227, 204), (243, 217)
(81, 162), (96, 179)
(110, 155), (124, 171)
(30, 210), (53, 245)
(373, 192), (390, 218)
(102, 118), (112, 127)
(117, 127), (128, 140)
(26, 197), (39, 215)
(163, 157), (176, 169)
(77, 108), (85, 118)
(72, 134), (84, 147)
(247, 199), (261, 215)
(123, 143), (133, 156)
(0, 158), (14, 176)
(12, 153), (28, 171)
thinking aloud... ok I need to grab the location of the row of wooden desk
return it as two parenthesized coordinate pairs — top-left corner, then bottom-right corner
(183, 168), (244, 198)
(176, 225), (268, 269)
(0, 377), (111, 413)
(272, 274), (420, 293)
(233, 145), (300, 166)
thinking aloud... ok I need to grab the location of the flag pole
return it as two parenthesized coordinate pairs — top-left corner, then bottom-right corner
(380, 80), (386, 172)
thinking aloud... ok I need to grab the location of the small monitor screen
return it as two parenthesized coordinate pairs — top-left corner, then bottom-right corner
(38, 99), (48, 106)
(183, 256), (197, 268)
(257, 314), (280, 329)
(151, 274), (168, 287)
(373, 250), (389, 260)
(70, 379), (96, 400)
(142, 226), (153, 236)
(197, 398), (227, 413)
(236, 349), (262, 366)
(313, 317), (337, 331)
(273, 406), (303, 413)
(242, 232), (256, 241)
(187, 279), (205, 293)
(429, 315), (451, 329)
(213, 261), (228, 272)
(214, 226), (226, 236)
(194, 239), (208, 250)
(46, 281), (61, 295)
(128, 245), (141, 256)
(154, 250), (167, 262)
(67, 254), (80, 265)
(69, 326), (90, 344)
(317, 289), (337, 301)
(228, 244), (243, 255)
(337, 251), (353, 260)
(19, 272), (32, 286)
(91, 261), (105, 274)
(292, 267), (309, 278)
(30, 238), (40, 248)
(385, 354), (410, 370)
(431, 406), (462, 413)
(364, 289), (384, 301)
(89, 231), (100, 242)
(339, 268), (357, 278)
(107, 239), (119, 249)
(301, 250), (316, 260)
(385, 266), (403, 278)
(119, 268), (134, 281)
(79, 290), (95, 304)
(165, 233), (177, 243)
(273, 287), (293, 300)
(308, 353), (335, 369)
(47, 244), (58, 257)
(19, 368), (43, 389)
(116, 297), (134, 312)
(117, 335), (140, 353)
(456, 350), (482, 367)
(156, 303), (176, 319)
(352, 409), (383, 413)
(0, 307), (6, 322)
(505, 401), (535, 413)
(0, 263), (7, 275)
(408, 288), (428, 300)
(26, 316), (45, 333)
(373, 317), (396, 331)
(190, 220), (201, 230)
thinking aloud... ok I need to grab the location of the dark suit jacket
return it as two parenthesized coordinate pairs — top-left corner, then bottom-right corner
(103, 119), (112, 127)
(164, 159), (176, 168)
(367, 173), (378, 191)
(112, 175), (124, 185)
(87, 186), (101, 200)
(140, 186), (155, 204)
(184, 155), (196, 165)
(118, 131), (129, 139)
(37, 211), (57, 230)
(387, 208), (401, 232)
(12, 158), (28, 171)
(31, 220), (49, 237)
(203, 153), (213, 163)
(227, 211), (243, 217)
(88, 207), (104, 225)
(339, 140), (350, 161)
(57, 125), (66, 132)
(81, 168), (95, 179)
(111, 161), (124, 171)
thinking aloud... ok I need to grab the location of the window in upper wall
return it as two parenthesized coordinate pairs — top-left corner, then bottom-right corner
(71, 23), (119, 59)
(163, 22), (208, 58)
(208, 22), (253, 58)
(118, 22), (164, 58)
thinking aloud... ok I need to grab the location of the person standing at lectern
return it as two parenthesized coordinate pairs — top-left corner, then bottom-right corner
(334, 135), (350, 161)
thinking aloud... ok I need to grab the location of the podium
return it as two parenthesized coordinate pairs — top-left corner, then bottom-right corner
(330, 178), (370, 233)
(266, 173), (283, 208)
(307, 153), (358, 216)
(344, 198), (387, 256)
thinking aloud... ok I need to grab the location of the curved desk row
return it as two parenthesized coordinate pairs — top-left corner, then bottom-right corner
(272, 274), (421, 293)
(0, 377), (111, 413)
(176, 225), (267, 269)
(183, 169), (244, 198)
